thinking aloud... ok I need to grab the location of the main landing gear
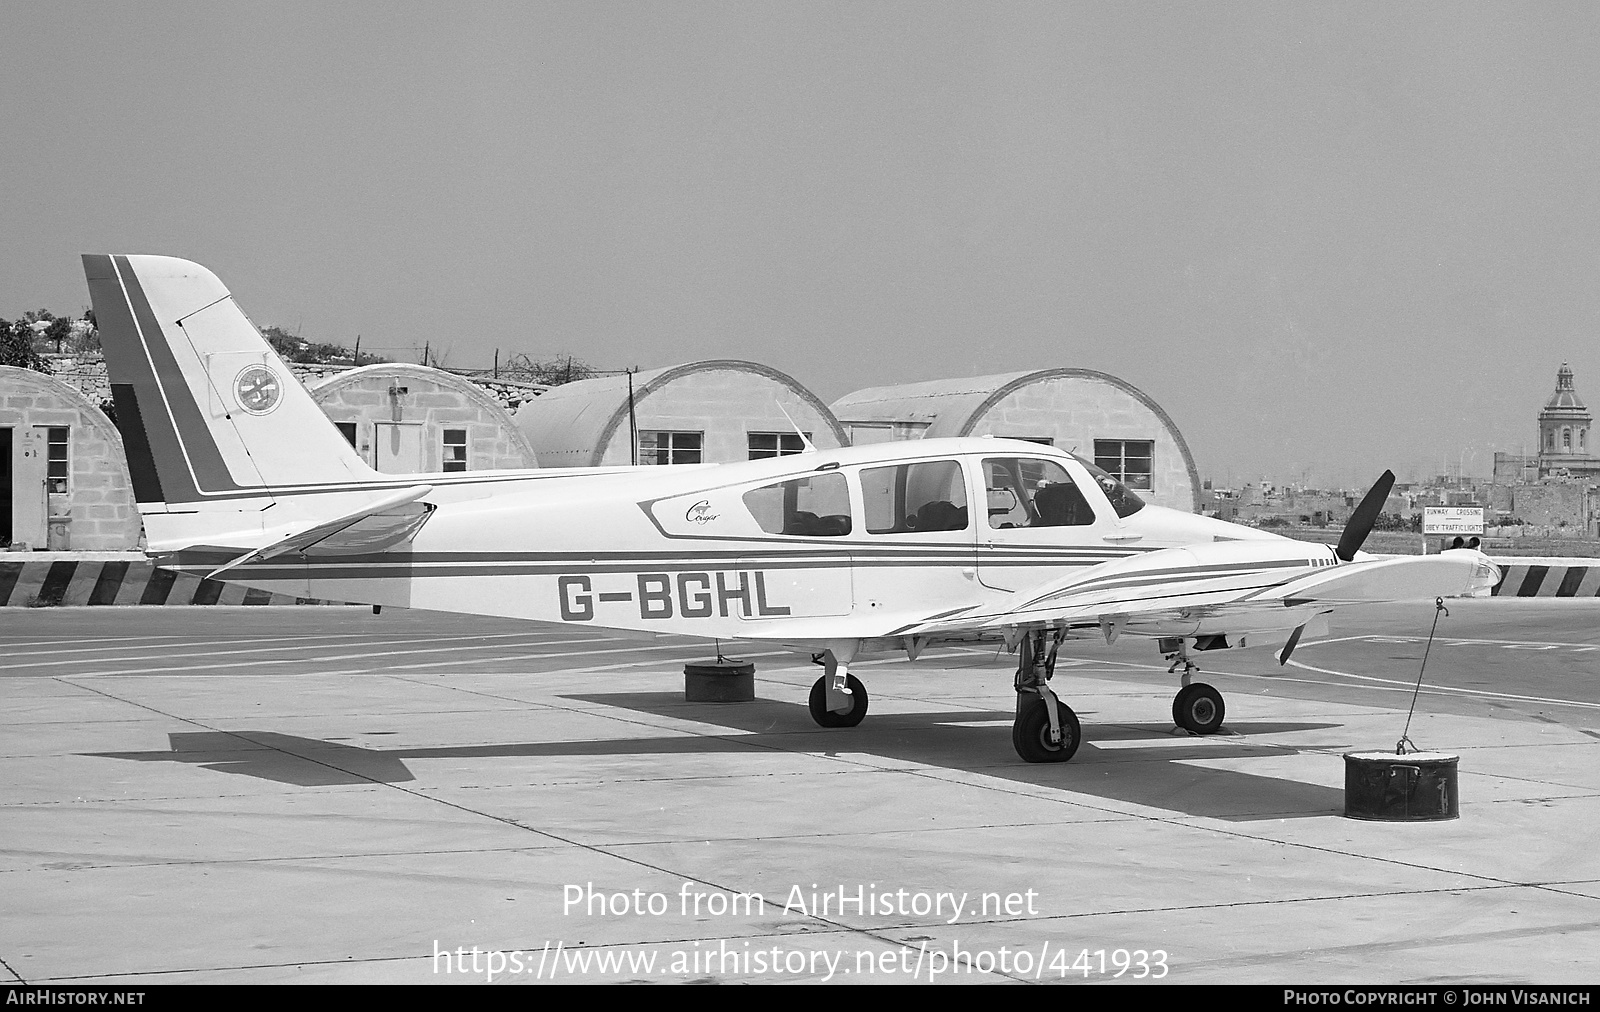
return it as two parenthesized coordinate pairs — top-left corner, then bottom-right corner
(806, 643), (869, 728)
(1013, 629), (1080, 763)
(1163, 638), (1226, 735)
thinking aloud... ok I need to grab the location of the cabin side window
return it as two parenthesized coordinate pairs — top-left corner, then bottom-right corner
(742, 472), (852, 536)
(860, 459), (969, 534)
(982, 457), (1095, 528)
(1072, 454), (1147, 518)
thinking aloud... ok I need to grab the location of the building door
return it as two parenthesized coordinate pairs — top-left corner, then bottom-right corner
(373, 422), (424, 473)
(10, 427), (48, 549)
(0, 428), (11, 546)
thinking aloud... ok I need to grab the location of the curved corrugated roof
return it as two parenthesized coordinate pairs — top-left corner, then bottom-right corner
(831, 368), (1202, 512)
(0, 365), (125, 451)
(830, 372), (1036, 426)
(514, 360), (848, 467)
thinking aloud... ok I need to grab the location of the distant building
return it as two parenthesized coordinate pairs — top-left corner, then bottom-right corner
(1493, 452), (1539, 484)
(308, 363), (537, 474)
(1492, 364), (1600, 483)
(1474, 364), (1600, 533)
(1535, 363), (1600, 479)
(0, 365), (141, 550)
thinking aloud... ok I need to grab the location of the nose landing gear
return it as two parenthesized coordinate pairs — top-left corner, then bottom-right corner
(1162, 638), (1226, 735)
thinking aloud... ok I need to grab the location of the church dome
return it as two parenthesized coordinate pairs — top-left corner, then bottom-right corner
(1542, 363), (1588, 413)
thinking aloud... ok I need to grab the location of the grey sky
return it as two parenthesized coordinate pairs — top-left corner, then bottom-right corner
(5, 2), (1599, 489)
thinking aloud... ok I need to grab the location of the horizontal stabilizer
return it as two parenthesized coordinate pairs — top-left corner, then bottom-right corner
(206, 485), (435, 579)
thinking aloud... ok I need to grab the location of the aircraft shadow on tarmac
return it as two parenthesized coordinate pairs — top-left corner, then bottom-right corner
(88, 695), (1347, 822)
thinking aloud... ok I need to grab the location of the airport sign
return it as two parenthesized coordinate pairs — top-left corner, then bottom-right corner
(1423, 506), (1485, 535)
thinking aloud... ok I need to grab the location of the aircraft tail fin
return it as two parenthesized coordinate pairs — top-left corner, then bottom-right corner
(83, 255), (375, 507)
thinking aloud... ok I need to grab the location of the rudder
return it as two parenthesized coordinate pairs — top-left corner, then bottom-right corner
(84, 254), (374, 506)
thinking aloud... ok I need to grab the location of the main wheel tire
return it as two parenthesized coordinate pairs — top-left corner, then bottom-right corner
(1172, 682), (1225, 734)
(808, 674), (868, 727)
(1012, 698), (1081, 763)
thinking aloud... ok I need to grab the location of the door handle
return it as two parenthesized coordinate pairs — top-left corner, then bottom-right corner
(1102, 533), (1143, 542)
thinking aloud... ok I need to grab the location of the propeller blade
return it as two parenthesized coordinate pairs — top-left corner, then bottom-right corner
(1335, 470), (1396, 562)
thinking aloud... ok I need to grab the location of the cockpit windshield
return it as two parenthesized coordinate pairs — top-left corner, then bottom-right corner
(1070, 455), (1147, 518)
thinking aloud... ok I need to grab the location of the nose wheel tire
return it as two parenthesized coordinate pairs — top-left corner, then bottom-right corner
(808, 674), (869, 727)
(1013, 698), (1081, 763)
(1173, 683), (1225, 735)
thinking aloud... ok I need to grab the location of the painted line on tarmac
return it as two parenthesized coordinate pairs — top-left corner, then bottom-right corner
(1, 630), (632, 661)
(1285, 659), (1600, 709)
(50, 644), (703, 678)
(2, 637), (402, 669)
(2, 634), (196, 649)
(1299, 634), (1600, 651)
(0, 633), (641, 670)
(1070, 655), (1600, 712)
(35, 638), (706, 678)
(190, 640), (719, 678)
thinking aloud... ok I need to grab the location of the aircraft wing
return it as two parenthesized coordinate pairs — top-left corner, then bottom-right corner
(204, 485), (436, 579)
(889, 544), (1502, 638)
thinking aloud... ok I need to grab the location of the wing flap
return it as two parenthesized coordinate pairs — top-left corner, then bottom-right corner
(911, 550), (1501, 637)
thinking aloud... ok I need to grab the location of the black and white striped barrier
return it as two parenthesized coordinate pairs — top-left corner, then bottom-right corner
(0, 553), (341, 607)
(1487, 558), (1600, 598)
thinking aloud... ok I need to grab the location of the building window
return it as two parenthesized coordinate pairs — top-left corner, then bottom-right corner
(45, 427), (69, 494)
(442, 429), (468, 472)
(335, 422), (358, 448)
(1093, 439), (1154, 491)
(639, 431), (703, 465)
(748, 432), (809, 459)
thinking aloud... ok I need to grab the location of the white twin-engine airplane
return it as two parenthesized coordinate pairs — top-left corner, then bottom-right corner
(84, 254), (1502, 763)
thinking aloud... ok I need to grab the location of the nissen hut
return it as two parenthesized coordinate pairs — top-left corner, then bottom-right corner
(514, 360), (848, 467)
(0, 365), (141, 550)
(309, 363), (537, 474)
(831, 368), (1201, 513)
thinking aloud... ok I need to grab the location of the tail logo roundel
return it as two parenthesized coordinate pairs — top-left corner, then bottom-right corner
(234, 364), (283, 415)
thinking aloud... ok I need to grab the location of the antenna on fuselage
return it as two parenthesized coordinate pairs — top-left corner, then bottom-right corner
(775, 402), (816, 453)
(626, 366), (639, 466)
